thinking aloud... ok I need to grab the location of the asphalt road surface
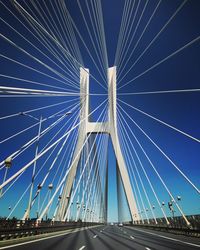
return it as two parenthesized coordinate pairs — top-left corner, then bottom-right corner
(1, 225), (200, 250)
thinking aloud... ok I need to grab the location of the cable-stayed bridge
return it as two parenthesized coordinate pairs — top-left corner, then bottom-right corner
(0, 0), (199, 249)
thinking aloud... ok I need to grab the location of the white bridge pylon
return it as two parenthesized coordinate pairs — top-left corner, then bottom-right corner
(55, 66), (140, 222)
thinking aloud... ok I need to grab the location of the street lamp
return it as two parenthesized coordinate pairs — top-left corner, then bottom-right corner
(177, 195), (182, 219)
(48, 183), (53, 190)
(5, 157), (12, 168)
(161, 202), (167, 225)
(0, 157), (12, 197)
(46, 183), (53, 220)
(168, 201), (175, 222)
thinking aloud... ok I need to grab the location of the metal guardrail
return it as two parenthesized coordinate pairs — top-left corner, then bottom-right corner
(124, 214), (200, 238)
(126, 224), (200, 237)
(0, 220), (100, 241)
(125, 214), (200, 228)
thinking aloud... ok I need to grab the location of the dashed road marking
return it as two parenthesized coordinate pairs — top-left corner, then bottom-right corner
(93, 235), (98, 239)
(79, 246), (86, 250)
(145, 247), (151, 250)
(130, 236), (135, 240)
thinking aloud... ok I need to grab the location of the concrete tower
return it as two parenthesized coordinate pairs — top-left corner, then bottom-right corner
(55, 67), (140, 222)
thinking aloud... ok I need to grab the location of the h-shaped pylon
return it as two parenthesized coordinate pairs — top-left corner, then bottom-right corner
(55, 67), (140, 222)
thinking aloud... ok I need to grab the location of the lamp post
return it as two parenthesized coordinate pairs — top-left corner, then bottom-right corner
(45, 183), (53, 220)
(177, 195), (182, 226)
(25, 115), (42, 220)
(161, 202), (166, 225)
(22, 112), (71, 220)
(168, 200), (175, 226)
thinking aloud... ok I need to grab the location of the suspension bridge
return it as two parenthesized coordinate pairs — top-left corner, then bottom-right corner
(0, 0), (200, 249)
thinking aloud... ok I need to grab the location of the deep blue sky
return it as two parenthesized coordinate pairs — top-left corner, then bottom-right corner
(0, 0), (200, 222)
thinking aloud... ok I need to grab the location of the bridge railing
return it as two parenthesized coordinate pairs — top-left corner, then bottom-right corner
(0, 218), (101, 240)
(124, 214), (200, 237)
(132, 214), (200, 229)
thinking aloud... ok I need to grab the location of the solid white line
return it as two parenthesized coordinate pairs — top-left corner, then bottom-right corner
(79, 246), (86, 250)
(128, 227), (200, 248)
(0, 227), (89, 249)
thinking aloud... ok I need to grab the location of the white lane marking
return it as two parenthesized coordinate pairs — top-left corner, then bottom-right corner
(79, 246), (85, 250)
(130, 236), (135, 240)
(100, 230), (102, 233)
(145, 248), (151, 250)
(0, 227), (92, 249)
(93, 235), (98, 239)
(128, 227), (200, 248)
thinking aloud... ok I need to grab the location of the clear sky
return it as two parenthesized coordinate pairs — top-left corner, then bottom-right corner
(0, 0), (200, 222)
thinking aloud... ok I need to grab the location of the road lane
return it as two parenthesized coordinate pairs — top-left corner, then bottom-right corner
(124, 226), (200, 249)
(86, 226), (139, 250)
(126, 226), (200, 244)
(0, 225), (199, 250)
(0, 226), (105, 250)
